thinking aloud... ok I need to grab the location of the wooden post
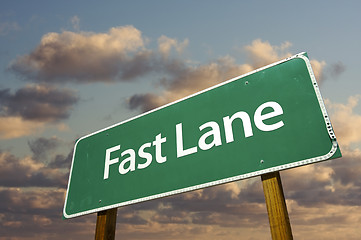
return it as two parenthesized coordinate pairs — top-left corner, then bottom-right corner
(95, 208), (117, 240)
(261, 171), (293, 240)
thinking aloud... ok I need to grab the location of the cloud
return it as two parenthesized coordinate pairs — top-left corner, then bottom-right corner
(310, 60), (345, 85)
(0, 187), (64, 214)
(0, 187), (97, 239)
(9, 26), (149, 82)
(0, 116), (69, 140)
(282, 164), (337, 206)
(28, 136), (61, 161)
(128, 93), (167, 113)
(8, 26), (328, 94)
(127, 38), (331, 113)
(329, 61), (346, 78)
(158, 35), (189, 58)
(0, 150), (68, 188)
(325, 95), (361, 147)
(325, 61), (346, 80)
(310, 59), (326, 84)
(1, 148), (361, 240)
(128, 39), (296, 112)
(0, 84), (78, 122)
(128, 56), (254, 112)
(243, 39), (327, 83)
(286, 200), (361, 240)
(0, 116), (45, 139)
(244, 39), (292, 68)
(0, 84), (77, 139)
(48, 151), (73, 169)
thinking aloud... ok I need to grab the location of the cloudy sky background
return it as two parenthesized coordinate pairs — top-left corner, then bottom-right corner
(1, 1), (361, 239)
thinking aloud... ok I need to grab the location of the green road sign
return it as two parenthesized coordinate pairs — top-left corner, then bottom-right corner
(63, 53), (341, 219)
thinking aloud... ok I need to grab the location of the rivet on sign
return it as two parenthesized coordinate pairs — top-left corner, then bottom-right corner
(260, 160), (264, 164)
(99, 200), (102, 203)
(245, 81), (249, 85)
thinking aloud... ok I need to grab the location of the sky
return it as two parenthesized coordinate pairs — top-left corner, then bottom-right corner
(0, 0), (361, 239)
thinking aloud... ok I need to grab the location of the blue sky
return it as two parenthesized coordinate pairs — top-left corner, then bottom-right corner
(1, 1), (361, 239)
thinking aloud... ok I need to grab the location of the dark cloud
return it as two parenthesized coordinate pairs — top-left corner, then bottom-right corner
(281, 149), (361, 207)
(331, 157), (361, 186)
(28, 136), (61, 160)
(48, 151), (73, 169)
(327, 61), (346, 79)
(0, 187), (63, 215)
(119, 50), (155, 81)
(0, 84), (78, 122)
(0, 187), (95, 239)
(0, 150), (68, 188)
(128, 93), (165, 113)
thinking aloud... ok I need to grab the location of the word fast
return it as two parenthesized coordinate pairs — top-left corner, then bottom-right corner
(103, 101), (284, 180)
(103, 133), (166, 179)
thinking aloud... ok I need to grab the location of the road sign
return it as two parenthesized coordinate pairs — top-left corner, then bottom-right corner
(63, 53), (341, 219)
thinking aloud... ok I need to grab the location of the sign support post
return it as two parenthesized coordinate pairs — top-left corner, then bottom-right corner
(261, 171), (293, 240)
(95, 208), (117, 240)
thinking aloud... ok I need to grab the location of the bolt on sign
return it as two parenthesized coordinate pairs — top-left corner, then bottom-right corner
(63, 53), (341, 219)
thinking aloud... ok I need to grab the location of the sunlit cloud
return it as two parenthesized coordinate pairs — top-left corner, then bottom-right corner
(9, 25), (149, 82)
(0, 116), (45, 139)
(244, 39), (292, 68)
(310, 59), (326, 84)
(158, 35), (189, 58)
(325, 95), (361, 147)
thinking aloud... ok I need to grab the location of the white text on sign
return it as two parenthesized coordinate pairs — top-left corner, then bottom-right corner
(103, 101), (284, 179)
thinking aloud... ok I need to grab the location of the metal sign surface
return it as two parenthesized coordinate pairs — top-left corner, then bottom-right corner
(63, 53), (341, 218)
